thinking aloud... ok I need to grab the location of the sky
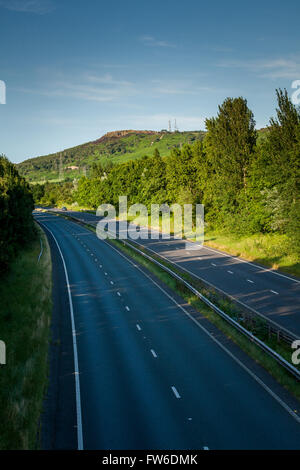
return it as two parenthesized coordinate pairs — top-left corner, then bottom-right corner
(0, 0), (300, 163)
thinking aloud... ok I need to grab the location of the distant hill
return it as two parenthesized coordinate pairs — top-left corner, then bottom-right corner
(17, 130), (205, 183)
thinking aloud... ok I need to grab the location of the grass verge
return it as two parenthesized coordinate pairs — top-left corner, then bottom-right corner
(205, 229), (299, 278)
(0, 224), (52, 449)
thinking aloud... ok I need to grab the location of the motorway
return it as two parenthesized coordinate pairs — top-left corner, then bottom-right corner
(35, 211), (300, 450)
(52, 209), (300, 338)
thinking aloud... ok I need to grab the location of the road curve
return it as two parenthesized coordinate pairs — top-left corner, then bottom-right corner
(36, 212), (300, 450)
(53, 209), (300, 338)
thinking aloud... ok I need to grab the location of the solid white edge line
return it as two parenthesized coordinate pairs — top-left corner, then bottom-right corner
(39, 221), (84, 450)
(101, 238), (300, 424)
(37, 237), (43, 263)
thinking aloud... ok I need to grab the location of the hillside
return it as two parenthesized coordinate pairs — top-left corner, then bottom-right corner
(18, 130), (205, 183)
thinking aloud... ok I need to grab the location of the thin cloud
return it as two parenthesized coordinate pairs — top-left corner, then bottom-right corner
(217, 56), (300, 79)
(15, 72), (139, 102)
(151, 79), (226, 95)
(0, 0), (54, 14)
(140, 35), (176, 48)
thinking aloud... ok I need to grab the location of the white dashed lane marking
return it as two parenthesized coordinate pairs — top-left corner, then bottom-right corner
(125, 306), (130, 311)
(150, 349), (158, 358)
(136, 324), (142, 331)
(271, 290), (279, 295)
(247, 279), (254, 284)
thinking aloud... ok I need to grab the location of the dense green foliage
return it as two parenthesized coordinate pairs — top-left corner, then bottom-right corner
(32, 90), (300, 258)
(18, 130), (204, 183)
(0, 155), (35, 273)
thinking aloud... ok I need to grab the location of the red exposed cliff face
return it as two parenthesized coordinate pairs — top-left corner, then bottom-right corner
(90, 130), (159, 144)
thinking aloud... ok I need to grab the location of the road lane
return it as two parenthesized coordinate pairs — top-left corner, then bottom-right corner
(36, 212), (300, 449)
(54, 209), (300, 337)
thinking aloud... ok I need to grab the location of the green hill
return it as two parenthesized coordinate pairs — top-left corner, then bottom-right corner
(17, 130), (205, 183)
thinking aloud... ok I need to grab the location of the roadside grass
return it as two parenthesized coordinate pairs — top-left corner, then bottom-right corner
(54, 212), (300, 401)
(0, 224), (52, 449)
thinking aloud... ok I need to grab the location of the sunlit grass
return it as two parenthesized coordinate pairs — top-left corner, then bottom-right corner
(205, 229), (299, 277)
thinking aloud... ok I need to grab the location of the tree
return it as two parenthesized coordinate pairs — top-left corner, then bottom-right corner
(205, 97), (257, 192)
(0, 155), (35, 273)
(253, 89), (300, 241)
(204, 97), (257, 230)
(139, 151), (167, 208)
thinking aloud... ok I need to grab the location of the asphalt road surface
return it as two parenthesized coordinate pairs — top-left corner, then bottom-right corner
(51, 209), (300, 339)
(35, 211), (300, 450)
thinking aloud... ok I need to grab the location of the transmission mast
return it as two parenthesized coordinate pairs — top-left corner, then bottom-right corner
(168, 120), (172, 133)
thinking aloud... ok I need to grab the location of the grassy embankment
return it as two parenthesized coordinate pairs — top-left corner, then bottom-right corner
(0, 224), (52, 449)
(204, 230), (299, 278)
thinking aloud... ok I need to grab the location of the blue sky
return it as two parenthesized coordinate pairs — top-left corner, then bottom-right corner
(0, 0), (300, 163)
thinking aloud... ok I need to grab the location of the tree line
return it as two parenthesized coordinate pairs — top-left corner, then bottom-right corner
(33, 89), (300, 253)
(0, 156), (35, 273)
